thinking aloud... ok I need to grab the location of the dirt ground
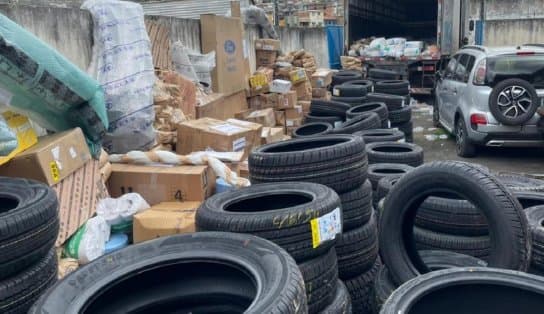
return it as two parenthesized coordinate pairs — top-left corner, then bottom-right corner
(411, 99), (544, 177)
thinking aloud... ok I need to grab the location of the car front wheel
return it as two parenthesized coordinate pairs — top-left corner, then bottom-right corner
(455, 118), (477, 158)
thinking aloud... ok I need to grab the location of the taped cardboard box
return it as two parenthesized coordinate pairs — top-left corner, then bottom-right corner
(108, 164), (214, 205)
(312, 88), (328, 99)
(311, 69), (333, 88)
(248, 93), (285, 110)
(299, 101), (311, 113)
(133, 201), (201, 243)
(239, 160), (249, 179)
(257, 66), (274, 82)
(289, 68), (308, 85)
(292, 80), (312, 100)
(195, 90), (248, 120)
(255, 39), (281, 51)
(248, 72), (270, 96)
(285, 106), (303, 120)
(261, 127), (285, 145)
(256, 50), (278, 68)
(201, 14), (247, 94)
(274, 110), (286, 126)
(244, 108), (276, 127)
(226, 119), (262, 149)
(0, 128), (91, 186)
(177, 118), (255, 156)
(54, 159), (109, 246)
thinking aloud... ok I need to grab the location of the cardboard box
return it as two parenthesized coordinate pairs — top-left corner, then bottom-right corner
(256, 50), (278, 68)
(312, 87), (328, 98)
(108, 164), (214, 205)
(270, 79), (292, 94)
(0, 128), (91, 186)
(292, 81), (313, 100)
(285, 105), (303, 120)
(177, 118), (255, 156)
(245, 108), (276, 127)
(239, 160), (249, 179)
(255, 38), (281, 51)
(261, 127), (285, 145)
(286, 126), (298, 136)
(248, 72), (270, 96)
(311, 69), (333, 88)
(299, 101), (311, 113)
(257, 66), (274, 82)
(226, 118), (263, 149)
(286, 118), (303, 128)
(285, 91), (298, 109)
(289, 68), (308, 85)
(274, 110), (286, 126)
(249, 93), (285, 110)
(196, 90), (248, 120)
(133, 201), (201, 243)
(54, 159), (109, 246)
(201, 14), (247, 94)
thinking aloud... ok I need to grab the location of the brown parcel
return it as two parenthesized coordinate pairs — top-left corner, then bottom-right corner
(248, 93), (285, 110)
(255, 38), (281, 51)
(108, 164), (215, 205)
(274, 110), (286, 126)
(195, 90), (248, 120)
(299, 101), (311, 113)
(177, 118), (255, 156)
(133, 201), (201, 243)
(292, 80), (312, 100)
(226, 118), (263, 149)
(244, 108), (276, 127)
(0, 128), (91, 186)
(256, 50), (278, 68)
(261, 127), (284, 145)
(312, 88), (328, 98)
(311, 69), (333, 88)
(201, 14), (247, 94)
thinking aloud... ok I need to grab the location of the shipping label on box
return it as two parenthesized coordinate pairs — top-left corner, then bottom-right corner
(249, 73), (269, 96)
(311, 69), (333, 88)
(286, 118), (303, 127)
(270, 79), (292, 94)
(245, 108), (276, 127)
(256, 50), (278, 67)
(108, 164), (214, 205)
(255, 38), (281, 51)
(0, 128), (91, 186)
(290, 68), (308, 85)
(133, 201), (201, 243)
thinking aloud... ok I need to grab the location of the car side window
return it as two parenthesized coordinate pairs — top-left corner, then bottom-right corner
(445, 55), (460, 79)
(455, 54), (476, 83)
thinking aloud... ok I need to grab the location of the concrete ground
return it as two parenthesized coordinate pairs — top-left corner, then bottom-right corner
(411, 99), (544, 176)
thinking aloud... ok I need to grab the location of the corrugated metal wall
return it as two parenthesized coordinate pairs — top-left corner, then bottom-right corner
(141, 0), (250, 19)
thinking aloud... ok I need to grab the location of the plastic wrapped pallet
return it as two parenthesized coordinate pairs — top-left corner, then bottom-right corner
(0, 14), (108, 157)
(83, 0), (155, 154)
(172, 41), (216, 88)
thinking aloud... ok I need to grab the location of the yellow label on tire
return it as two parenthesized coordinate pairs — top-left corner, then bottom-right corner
(310, 218), (320, 249)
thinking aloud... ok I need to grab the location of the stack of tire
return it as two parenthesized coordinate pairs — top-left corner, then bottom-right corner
(31, 232), (309, 314)
(367, 68), (400, 82)
(248, 134), (380, 313)
(374, 161), (532, 312)
(367, 81), (413, 142)
(0, 177), (60, 313)
(196, 182), (351, 313)
(331, 80), (371, 107)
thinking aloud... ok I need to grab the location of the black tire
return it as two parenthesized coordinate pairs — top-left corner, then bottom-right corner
(392, 120), (413, 136)
(366, 142), (424, 167)
(455, 117), (477, 158)
(379, 161), (531, 286)
(413, 226), (491, 259)
(366, 93), (406, 111)
(346, 102), (388, 121)
(0, 177), (59, 280)
(299, 248), (339, 313)
(374, 87), (410, 96)
(354, 129), (405, 144)
(330, 96), (367, 106)
(380, 268), (544, 314)
(1, 247), (57, 314)
(319, 280), (352, 314)
(376, 176), (401, 203)
(31, 232), (307, 314)
(498, 173), (544, 192)
(333, 84), (367, 97)
(516, 191), (544, 209)
(344, 258), (381, 314)
(332, 71), (363, 87)
(375, 80), (409, 90)
(368, 68), (399, 80)
(525, 206), (544, 271)
(196, 182), (341, 261)
(294, 122), (333, 138)
(367, 163), (414, 190)
(373, 251), (487, 311)
(344, 80), (374, 93)
(332, 113), (381, 134)
(340, 180), (373, 230)
(388, 106), (412, 124)
(311, 100), (351, 117)
(381, 119), (390, 129)
(336, 212), (379, 279)
(488, 78), (539, 126)
(249, 135), (368, 194)
(415, 196), (488, 236)
(305, 113), (343, 125)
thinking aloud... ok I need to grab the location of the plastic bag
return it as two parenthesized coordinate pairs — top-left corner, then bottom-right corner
(172, 41), (216, 88)
(0, 115), (16, 156)
(0, 15), (108, 157)
(64, 216), (110, 264)
(369, 38), (387, 50)
(239, 5), (278, 39)
(83, 0), (155, 154)
(96, 193), (150, 226)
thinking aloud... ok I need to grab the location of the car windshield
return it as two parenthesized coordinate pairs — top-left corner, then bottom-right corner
(487, 54), (544, 88)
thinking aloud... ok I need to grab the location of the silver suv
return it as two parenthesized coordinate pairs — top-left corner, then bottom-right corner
(433, 45), (544, 157)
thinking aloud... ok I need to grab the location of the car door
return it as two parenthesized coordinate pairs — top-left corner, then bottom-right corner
(449, 54), (476, 120)
(437, 55), (460, 128)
